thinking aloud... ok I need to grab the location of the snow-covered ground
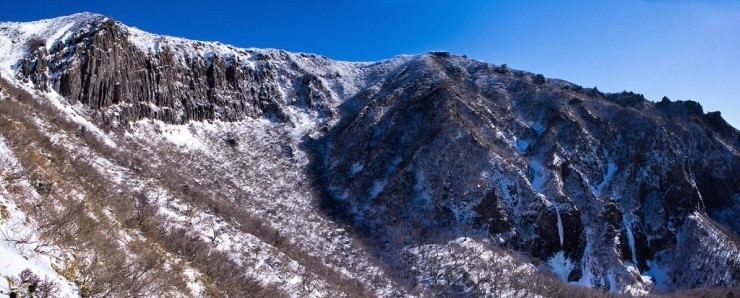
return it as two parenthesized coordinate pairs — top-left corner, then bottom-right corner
(0, 12), (737, 297)
(0, 136), (79, 296)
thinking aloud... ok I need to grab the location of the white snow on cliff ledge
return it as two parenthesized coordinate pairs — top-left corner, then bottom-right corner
(0, 13), (106, 76)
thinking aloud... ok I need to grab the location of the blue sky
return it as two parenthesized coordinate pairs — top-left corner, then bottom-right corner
(2, 0), (739, 128)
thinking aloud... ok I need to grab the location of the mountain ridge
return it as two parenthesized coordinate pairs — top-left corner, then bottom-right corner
(0, 13), (737, 297)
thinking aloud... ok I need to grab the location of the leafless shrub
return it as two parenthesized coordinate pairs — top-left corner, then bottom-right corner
(0, 79), (190, 296)
(300, 272), (319, 296)
(34, 277), (60, 298)
(123, 192), (158, 233)
(25, 35), (46, 50)
(17, 268), (59, 298)
(0, 155), (25, 182)
(665, 287), (739, 298)
(156, 227), (279, 297)
(0, 76), (398, 296)
(0, 203), (8, 220)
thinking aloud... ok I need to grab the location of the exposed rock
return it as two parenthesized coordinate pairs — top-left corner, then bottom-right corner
(26, 16), (339, 128)
(311, 53), (739, 290)
(4, 13), (739, 294)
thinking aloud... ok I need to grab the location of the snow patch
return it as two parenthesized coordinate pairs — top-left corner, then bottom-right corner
(161, 124), (204, 150)
(370, 180), (386, 199)
(350, 162), (363, 176)
(643, 259), (666, 286)
(0, 136), (79, 296)
(574, 235), (596, 288)
(552, 153), (563, 166)
(529, 160), (545, 192)
(530, 122), (545, 135)
(594, 162), (617, 196)
(182, 268), (205, 297)
(515, 138), (529, 153)
(547, 251), (573, 282)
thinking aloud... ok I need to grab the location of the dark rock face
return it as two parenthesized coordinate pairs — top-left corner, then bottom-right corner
(21, 17), (337, 128)
(14, 15), (739, 292)
(17, 45), (50, 90)
(311, 54), (739, 290)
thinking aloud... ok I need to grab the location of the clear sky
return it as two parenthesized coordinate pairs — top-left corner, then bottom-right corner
(2, 0), (739, 128)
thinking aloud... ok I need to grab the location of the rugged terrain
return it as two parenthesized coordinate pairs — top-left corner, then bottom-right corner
(0, 13), (738, 297)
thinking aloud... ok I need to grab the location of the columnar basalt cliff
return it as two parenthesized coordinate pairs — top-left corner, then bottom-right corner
(0, 13), (738, 297)
(13, 15), (345, 128)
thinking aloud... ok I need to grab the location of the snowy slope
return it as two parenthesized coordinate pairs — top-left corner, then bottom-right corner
(0, 134), (79, 296)
(0, 13), (737, 298)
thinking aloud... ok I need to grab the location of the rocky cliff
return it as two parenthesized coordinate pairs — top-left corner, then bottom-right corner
(0, 13), (738, 296)
(8, 14), (376, 128)
(312, 53), (739, 290)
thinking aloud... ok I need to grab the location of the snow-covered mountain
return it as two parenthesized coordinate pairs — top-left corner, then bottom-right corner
(0, 13), (737, 297)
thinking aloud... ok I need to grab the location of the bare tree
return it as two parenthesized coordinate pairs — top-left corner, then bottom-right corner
(300, 272), (320, 296)
(0, 154), (25, 182)
(16, 269), (59, 298)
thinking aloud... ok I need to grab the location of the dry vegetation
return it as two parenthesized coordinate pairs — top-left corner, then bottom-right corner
(0, 76), (394, 296)
(0, 78), (275, 297)
(1, 76), (736, 297)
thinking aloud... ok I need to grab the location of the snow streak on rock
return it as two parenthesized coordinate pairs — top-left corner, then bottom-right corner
(623, 217), (638, 268)
(555, 204), (564, 247)
(0, 13), (737, 296)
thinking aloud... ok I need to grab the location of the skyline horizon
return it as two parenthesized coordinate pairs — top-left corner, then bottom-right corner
(2, 1), (739, 128)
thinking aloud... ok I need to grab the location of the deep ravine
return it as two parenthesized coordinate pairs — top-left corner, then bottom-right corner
(0, 13), (738, 297)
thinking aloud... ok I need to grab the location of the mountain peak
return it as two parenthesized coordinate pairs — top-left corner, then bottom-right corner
(0, 13), (737, 297)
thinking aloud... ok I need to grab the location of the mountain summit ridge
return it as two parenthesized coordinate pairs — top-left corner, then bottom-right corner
(0, 13), (737, 297)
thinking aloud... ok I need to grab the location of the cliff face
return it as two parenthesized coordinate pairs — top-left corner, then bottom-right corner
(13, 14), (362, 128)
(1, 13), (738, 296)
(312, 53), (739, 290)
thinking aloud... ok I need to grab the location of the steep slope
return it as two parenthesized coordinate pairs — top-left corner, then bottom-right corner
(0, 13), (737, 297)
(313, 53), (739, 292)
(1, 13), (430, 297)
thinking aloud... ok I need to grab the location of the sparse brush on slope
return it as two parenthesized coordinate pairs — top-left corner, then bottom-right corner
(0, 13), (737, 297)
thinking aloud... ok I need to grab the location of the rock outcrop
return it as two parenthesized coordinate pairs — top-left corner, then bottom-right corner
(15, 15), (348, 128)
(311, 53), (739, 290)
(4, 13), (739, 294)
